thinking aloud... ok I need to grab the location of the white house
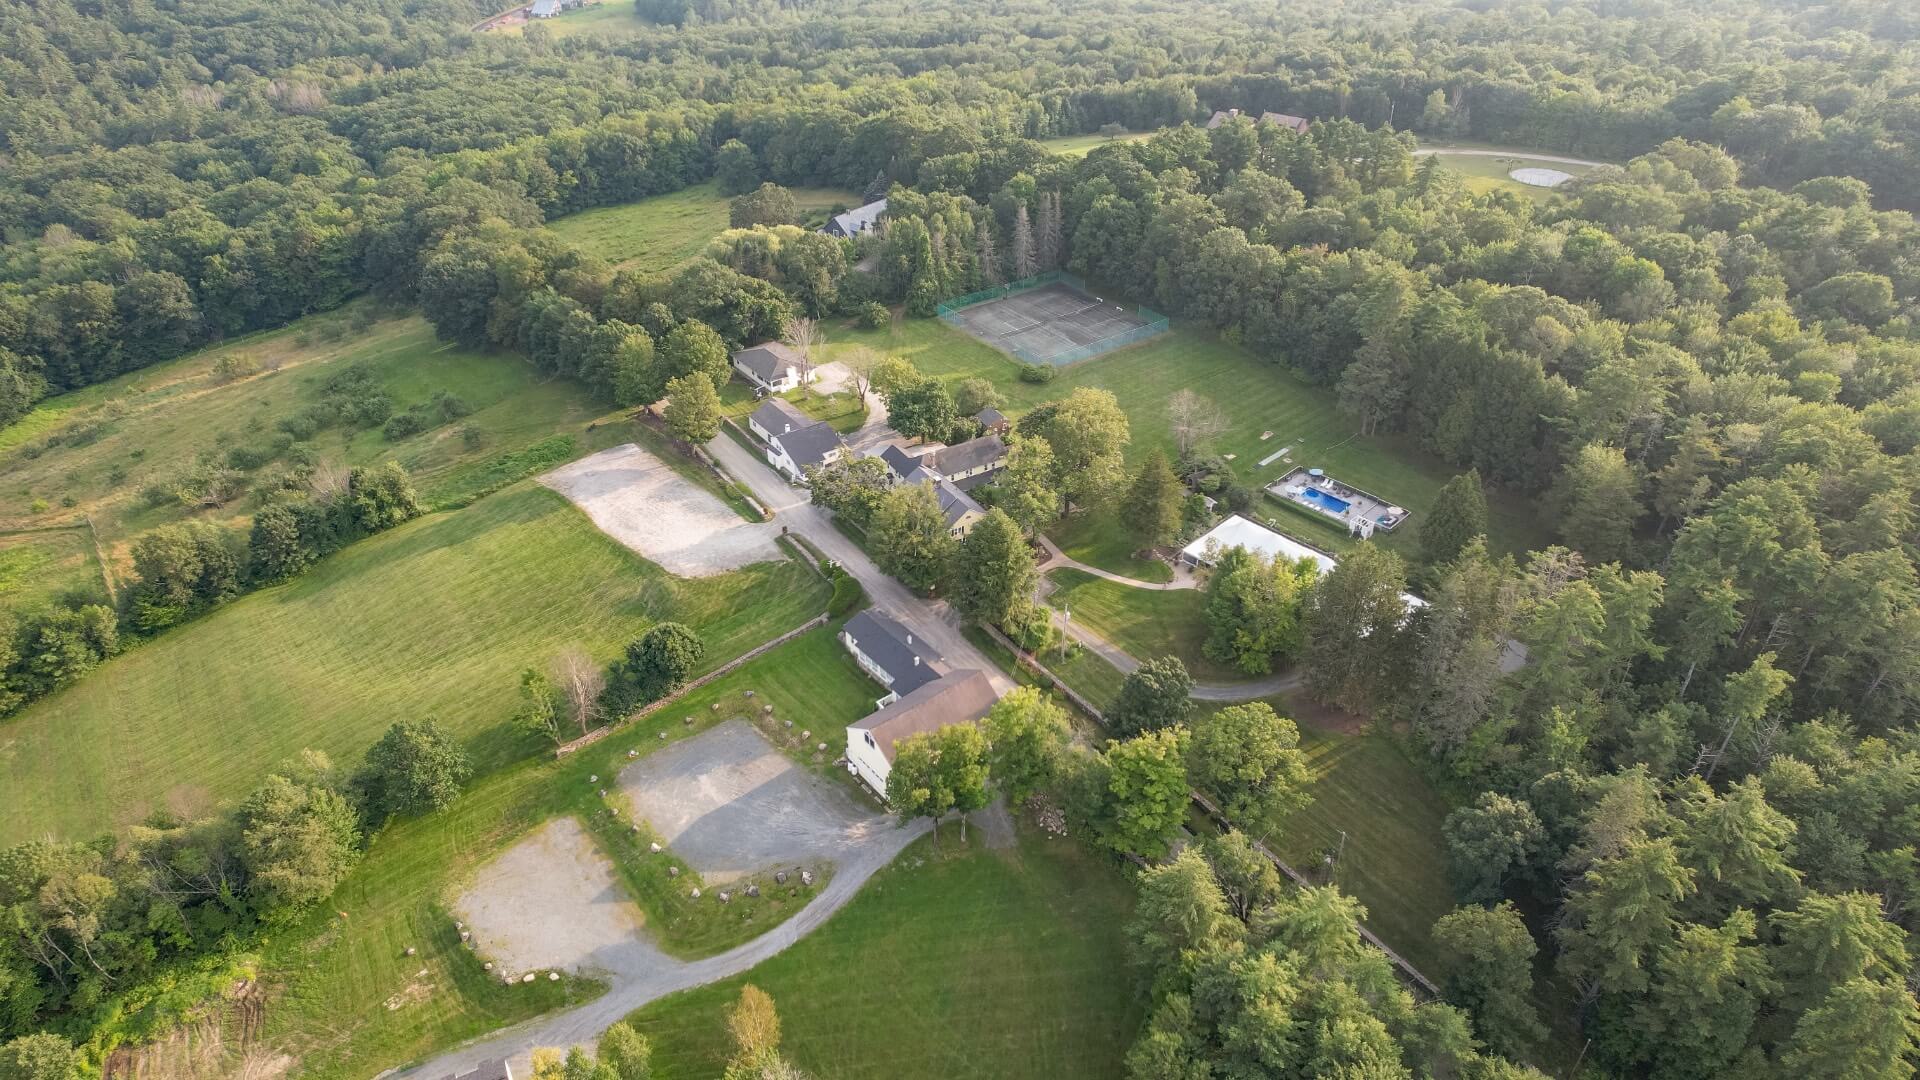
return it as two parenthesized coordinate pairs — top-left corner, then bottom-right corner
(840, 609), (947, 707)
(823, 198), (887, 239)
(845, 669), (997, 798)
(923, 434), (1008, 488)
(764, 419), (845, 482)
(732, 342), (813, 393)
(747, 397), (811, 444)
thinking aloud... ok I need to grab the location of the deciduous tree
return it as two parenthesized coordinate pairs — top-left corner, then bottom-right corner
(869, 482), (955, 591)
(982, 687), (1069, 806)
(1108, 655), (1194, 736)
(1187, 702), (1312, 826)
(663, 372), (720, 443)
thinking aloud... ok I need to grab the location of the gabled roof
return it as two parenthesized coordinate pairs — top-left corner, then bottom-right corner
(770, 420), (844, 468)
(1260, 111), (1311, 133)
(849, 669), (997, 763)
(1205, 109), (1243, 129)
(528, 0), (558, 14)
(827, 199), (887, 237)
(926, 434), (1007, 477)
(437, 1057), (512, 1080)
(843, 610), (947, 696)
(874, 444), (921, 480)
(749, 397), (810, 437)
(906, 467), (985, 528)
(733, 341), (802, 382)
(975, 407), (1007, 428)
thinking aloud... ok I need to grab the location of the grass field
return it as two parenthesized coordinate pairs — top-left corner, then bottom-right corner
(508, 0), (639, 37)
(624, 825), (1141, 1080)
(1039, 131), (1155, 157)
(547, 182), (862, 272)
(0, 524), (109, 613)
(0, 483), (827, 845)
(1416, 139), (1603, 202)
(819, 318), (1549, 565)
(0, 311), (607, 615)
(1044, 567), (1251, 683)
(1048, 509), (1174, 583)
(717, 379), (868, 435)
(262, 628), (882, 1080)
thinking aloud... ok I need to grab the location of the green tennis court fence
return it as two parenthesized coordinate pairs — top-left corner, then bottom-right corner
(934, 270), (1087, 316)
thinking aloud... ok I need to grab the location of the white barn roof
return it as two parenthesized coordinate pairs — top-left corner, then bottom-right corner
(1181, 514), (1427, 612)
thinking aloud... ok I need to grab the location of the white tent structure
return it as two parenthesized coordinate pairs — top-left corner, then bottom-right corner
(1180, 514), (1427, 613)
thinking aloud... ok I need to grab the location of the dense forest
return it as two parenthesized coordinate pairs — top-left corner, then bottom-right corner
(5, 0), (1920, 1076)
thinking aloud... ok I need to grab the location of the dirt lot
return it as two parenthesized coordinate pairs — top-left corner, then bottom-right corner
(455, 817), (646, 978)
(621, 720), (888, 885)
(539, 443), (780, 577)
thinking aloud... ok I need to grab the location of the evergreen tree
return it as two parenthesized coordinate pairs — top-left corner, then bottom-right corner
(869, 481), (956, 591)
(975, 219), (1003, 286)
(1432, 903), (1547, 1058)
(1419, 469), (1488, 567)
(1301, 542), (1409, 712)
(950, 508), (1038, 630)
(1010, 202), (1036, 280)
(1121, 449), (1183, 550)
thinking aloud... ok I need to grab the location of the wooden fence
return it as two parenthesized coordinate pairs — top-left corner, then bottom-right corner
(554, 612), (830, 758)
(980, 623), (1440, 1000)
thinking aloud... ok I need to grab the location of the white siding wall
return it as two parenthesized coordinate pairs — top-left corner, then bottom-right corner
(846, 726), (891, 796)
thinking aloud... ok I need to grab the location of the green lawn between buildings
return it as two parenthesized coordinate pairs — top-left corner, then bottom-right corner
(817, 317), (1550, 567)
(624, 824), (1141, 1080)
(1044, 567), (1249, 684)
(546, 181), (862, 273)
(0, 483), (828, 845)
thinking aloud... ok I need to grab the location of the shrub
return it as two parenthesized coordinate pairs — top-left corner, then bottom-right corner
(828, 569), (867, 618)
(381, 407), (430, 441)
(276, 406), (330, 441)
(459, 423), (486, 449)
(432, 390), (472, 420)
(857, 301), (890, 330)
(1018, 363), (1055, 384)
(211, 352), (261, 383)
(226, 432), (295, 471)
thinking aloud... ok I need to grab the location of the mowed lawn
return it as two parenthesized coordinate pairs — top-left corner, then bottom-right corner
(0, 310), (605, 610)
(264, 628), (883, 1080)
(547, 181), (861, 272)
(0, 484), (827, 844)
(1039, 130), (1155, 157)
(1044, 567), (1250, 684)
(625, 827), (1141, 1080)
(820, 318), (1549, 561)
(504, 0), (640, 37)
(0, 525), (109, 618)
(1416, 139), (1603, 202)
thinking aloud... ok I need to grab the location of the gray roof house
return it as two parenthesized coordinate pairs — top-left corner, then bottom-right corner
(823, 199), (887, 239)
(528, 0), (560, 16)
(840, 609), (947, 706)
(924, 434), (1008, 488)
(873, 444), (923, 483)
(437, 1057), (513, 1080)
(765, 420), (845, 481)
(747, 397), (811, 442)
(906, 466), (988, 537)
(975, 407), (1009, 434)
(1260, 111), (1311, 133)
(732, 342), (809, 392)
(1205, 108), (1246, 129)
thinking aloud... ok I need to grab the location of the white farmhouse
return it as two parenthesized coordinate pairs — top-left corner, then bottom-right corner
(845, 669), (997, 798)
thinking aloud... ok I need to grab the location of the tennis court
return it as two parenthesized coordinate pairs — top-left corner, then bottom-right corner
(942, 278), (1168, 366)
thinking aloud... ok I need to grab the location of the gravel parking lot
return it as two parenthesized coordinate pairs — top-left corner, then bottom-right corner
(539, 443), (779, 577)
(454, 817), (648, 979)
(621, 720), (888, 885)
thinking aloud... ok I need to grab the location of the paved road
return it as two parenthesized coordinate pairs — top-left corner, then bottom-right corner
(388, 818), (928, 1080)
(1412, 147), (1606, 168)
(707, 432), (1016, 696)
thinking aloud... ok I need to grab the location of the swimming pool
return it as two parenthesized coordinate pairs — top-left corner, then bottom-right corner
(1298, 487), (1351, 515)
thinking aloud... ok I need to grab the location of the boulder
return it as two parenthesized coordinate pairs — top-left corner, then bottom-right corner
(784, 719), (793, 728)
(649, 842), (662, 853)
(746, 885), (761, 898)
(483, 962), (493, 971)
(667, 865), (680, 877)
(589, 775), (598, 783)
(548, 972), (560, 981)
(817, 742), (828, 752)
(690, 888), (702, 899)
(774, 871), (788, 885)
(718, 891), (731, 904)
(404, 946), (416, 957)
(522, 973), (536, 983)
(744, 690), (755, 698)
(800, 870), (815, 886)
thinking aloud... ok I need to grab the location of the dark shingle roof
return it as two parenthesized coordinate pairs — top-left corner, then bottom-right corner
(771, 421), (843, 468)
(1260, 111), (1311, 133)
(975, 407), (1007, 428)
(843, 610), (946, 695)
(733, 341), (802, 383)
(849, 669), (997, 762)
(874, 444), (920, 480)
(750, 397), (809, 437)
(927, 435), (1007, 477)
(906, 467), (984, 528)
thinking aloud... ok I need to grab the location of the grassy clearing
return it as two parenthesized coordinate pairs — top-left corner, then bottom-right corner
(1048, 508), (1174, 583)
(1039, 131), (1155, 157)
(624, 824), (1141, 1080)
(819, 318), (1549, 566)
(547, 182), (861, 272)
(717, 379), (868, 435)
(0, 483), (827, 845)
(1262, 724), (1457, 978)
(1416, 139), (1602, 202)
(509, 0), (639, 37)
(0, 312), (607, 610)
(1044, 567), (1252, 683)
(0, 525), (110, 615)
(263, 627), (879, 1080)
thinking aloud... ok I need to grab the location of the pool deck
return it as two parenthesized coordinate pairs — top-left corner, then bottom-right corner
(1266, 467), (1407, 533)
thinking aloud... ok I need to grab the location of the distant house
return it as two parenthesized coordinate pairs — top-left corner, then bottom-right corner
(923, 434), (1008, 490)
(765, 420), (845, 482)
(872, 443), (923, 484)
(732, 342), (812, 393)
(840, 610), (947, 708)
(823, 199), (887, 239)
(975, 407), (1010, 436)
(906, 466), (987, 537)
(1205, 108), (1246, 129)
(845, 669), (998, 797)
(436, 1057), (514, 1080)
(528, 0), (559, 16)
(747, 397), (811, 444)
(1180, 514), (1426, 614)
(1260, 111), (1311, 134)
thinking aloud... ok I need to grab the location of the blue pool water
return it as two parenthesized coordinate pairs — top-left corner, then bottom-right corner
(1299, 487), (1352, 514)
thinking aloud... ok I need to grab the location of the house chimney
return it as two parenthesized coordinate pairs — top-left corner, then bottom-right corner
(913, 656), (921, 666)
(906, 633), (913, 645)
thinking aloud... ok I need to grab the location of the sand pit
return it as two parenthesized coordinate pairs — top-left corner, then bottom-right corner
(540, 443), (780, 577)
(1510, 166), (1575, 188)
(455, 817), (643, 978)
(621, 720), (887, 885)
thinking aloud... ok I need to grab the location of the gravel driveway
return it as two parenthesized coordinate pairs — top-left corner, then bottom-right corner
(621, 720), (889, 885)
(540, 443), (779, 577)
(454, 817), (645, 980)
